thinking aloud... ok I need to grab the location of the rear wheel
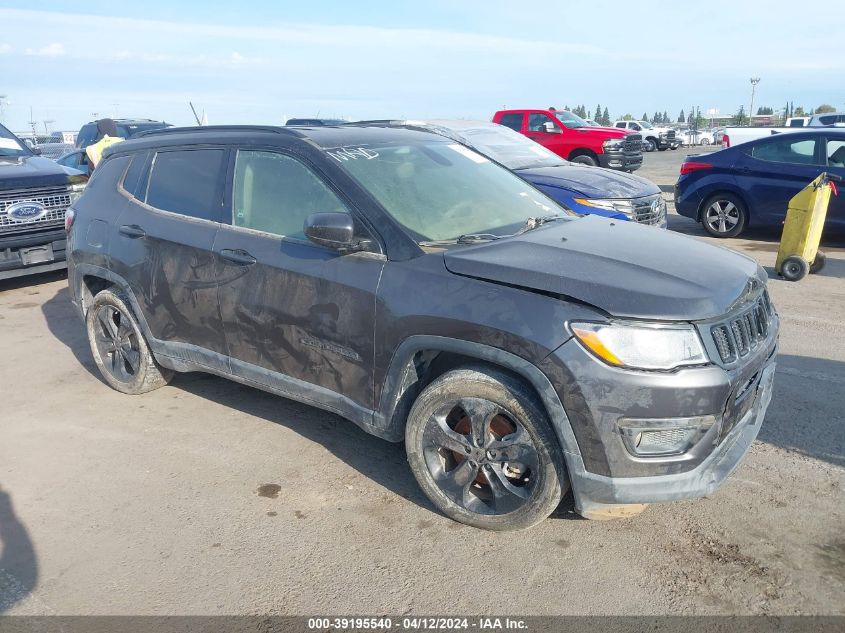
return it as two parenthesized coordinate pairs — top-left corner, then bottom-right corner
(86, 289), (173, 394)
(701, 194), (748, 238)
(700, 138), (711, 146)
(405, 366), (568, 531)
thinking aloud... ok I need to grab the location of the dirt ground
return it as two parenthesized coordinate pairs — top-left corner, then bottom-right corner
(0, 147), (843, 615)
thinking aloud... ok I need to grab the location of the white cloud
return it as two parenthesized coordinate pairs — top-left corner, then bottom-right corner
(0, 43), (11, 54)
(25, 42), (65, 57)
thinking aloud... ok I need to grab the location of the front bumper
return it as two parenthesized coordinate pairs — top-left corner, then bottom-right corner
(0, 228), (67, 280)
(598, 149), (642, 172)
(538, 310), (778, 515)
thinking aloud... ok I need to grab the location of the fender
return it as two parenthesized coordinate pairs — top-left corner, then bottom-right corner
(373, 335), (589, 486)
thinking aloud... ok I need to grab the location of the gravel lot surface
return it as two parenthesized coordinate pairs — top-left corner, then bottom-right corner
(0, 147), (843, 616)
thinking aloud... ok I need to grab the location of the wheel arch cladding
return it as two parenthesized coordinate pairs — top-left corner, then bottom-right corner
(374, 336), (582, 466)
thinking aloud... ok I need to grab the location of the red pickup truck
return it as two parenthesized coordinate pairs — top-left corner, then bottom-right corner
(492, 108), (643, 172)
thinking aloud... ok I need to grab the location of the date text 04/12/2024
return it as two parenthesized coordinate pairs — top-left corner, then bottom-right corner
(306, 617), (528, 630)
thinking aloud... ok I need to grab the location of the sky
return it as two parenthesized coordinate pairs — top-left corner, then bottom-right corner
(1, 0), (843, 133)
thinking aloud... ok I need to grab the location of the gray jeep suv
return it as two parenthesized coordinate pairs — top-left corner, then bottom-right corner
(66, 125), (778, 530)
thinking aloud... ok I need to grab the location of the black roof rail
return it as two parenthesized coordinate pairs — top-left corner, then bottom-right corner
(134, 125), (301, 139)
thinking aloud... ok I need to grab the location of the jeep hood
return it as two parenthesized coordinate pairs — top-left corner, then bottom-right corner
(516, 165), (660, 199)
(0, 155), (84, 189)
(442, 216), (764, 321)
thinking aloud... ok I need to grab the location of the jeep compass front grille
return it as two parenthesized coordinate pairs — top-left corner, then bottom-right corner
(709, 291), (773, 363)
(0, 186), (71, 234)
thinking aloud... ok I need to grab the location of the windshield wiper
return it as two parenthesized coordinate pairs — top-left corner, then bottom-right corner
(419, 233), (503, 247)
(517, 214), (565, 234)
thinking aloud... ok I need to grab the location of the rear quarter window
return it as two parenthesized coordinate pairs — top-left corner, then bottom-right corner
(86, 155), (130, 192)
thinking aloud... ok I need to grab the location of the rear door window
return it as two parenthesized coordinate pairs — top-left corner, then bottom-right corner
(232, 150), (348, 239)
(827, 139), (845, 167)
(145, 149), (226, 221)
(750, 137), (819, 165)
(497, 113), (524, 132)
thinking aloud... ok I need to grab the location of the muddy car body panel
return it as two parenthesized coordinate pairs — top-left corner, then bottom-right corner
(67, 125), (778, 524)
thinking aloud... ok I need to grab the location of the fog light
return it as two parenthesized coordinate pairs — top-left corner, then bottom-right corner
(619, 416), (715, 457)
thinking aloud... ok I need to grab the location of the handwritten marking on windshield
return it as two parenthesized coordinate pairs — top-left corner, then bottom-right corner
(327, 147), (379, 162)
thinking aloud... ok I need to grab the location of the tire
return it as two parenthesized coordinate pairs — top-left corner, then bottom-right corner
(569, 153), (598, 167)
(670, 145), (679, 150)
(810, 251), (826, 274)
(700, 138), (711, 146)
(700, 193), (748, 238)
(780, 256), (809, 281)
(405, 365), (568, 531)
(657, 145), (668, 151)
(643, 139), (656, 152)
(86, 288), (173, 394)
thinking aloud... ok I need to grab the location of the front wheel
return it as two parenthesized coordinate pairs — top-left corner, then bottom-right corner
(643, 139), (656, 152)
(570, 153), (598, 167)
(701, 194), (748, 238)
(700, 138), (711, 146)
(86, 289), (173, 394)
(405, 366), (568, 531)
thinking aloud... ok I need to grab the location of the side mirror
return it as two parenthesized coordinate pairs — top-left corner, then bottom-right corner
(304, 212), (359, 251)
(32, 147), (42, 156)
(542, 122), (561, 134)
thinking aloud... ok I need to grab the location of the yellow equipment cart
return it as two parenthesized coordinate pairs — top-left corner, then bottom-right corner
(776, 172), (840, 281)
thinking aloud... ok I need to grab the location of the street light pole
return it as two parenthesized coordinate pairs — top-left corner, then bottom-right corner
(749, 77), (761, 126)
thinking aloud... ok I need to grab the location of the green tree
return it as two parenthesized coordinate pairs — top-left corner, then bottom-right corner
(564, 105), (570, 112)
(663, 111), (669, 124)
(602, 107), (610, 125)
(678, 109), (685, 123)
(815, 104), (836, 113)
(794, 105), (806, 116)
(653, 111), (660, 124)
(622, 113), (633, 121)
(594, 104), (602, 122)
(733, 105), (746, 126)
(756, 106), (773, 115)
(642, 112), (649, 122)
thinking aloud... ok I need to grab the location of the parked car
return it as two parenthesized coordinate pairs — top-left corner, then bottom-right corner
(493, 109), (642, 171)
(676, 129), (845, 237)
(55, 149), (90, 174)
(75, 119), (171, 149)
(358, 119), (665, 226)
(0, 123), (87, 280)
(614, 120), (677, 152)
(584, 118), (601, 127)
(722, 112), (845, 148)
(680, 129), (714, 146)
(285, 118), (348, 126)
(67, 124), (778, 530)
(807, 111), (845, 127)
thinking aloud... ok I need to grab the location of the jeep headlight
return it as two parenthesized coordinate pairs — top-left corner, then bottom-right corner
(67, 183), (86, 204)
(570, 321), (708, 370)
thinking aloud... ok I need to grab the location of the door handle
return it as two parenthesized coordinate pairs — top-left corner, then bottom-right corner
(118, 224), (146, 238)
(219, 248), (257, 266)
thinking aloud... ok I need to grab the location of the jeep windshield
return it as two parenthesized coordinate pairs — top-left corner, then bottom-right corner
(326, 140), (571, 243)
(0, 124), (30, 158)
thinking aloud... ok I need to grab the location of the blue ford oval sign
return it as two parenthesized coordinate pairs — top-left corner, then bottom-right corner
(6, 201), (48, 222)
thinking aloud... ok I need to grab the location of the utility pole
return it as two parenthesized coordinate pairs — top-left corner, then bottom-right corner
(749, 77), (761, 126)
